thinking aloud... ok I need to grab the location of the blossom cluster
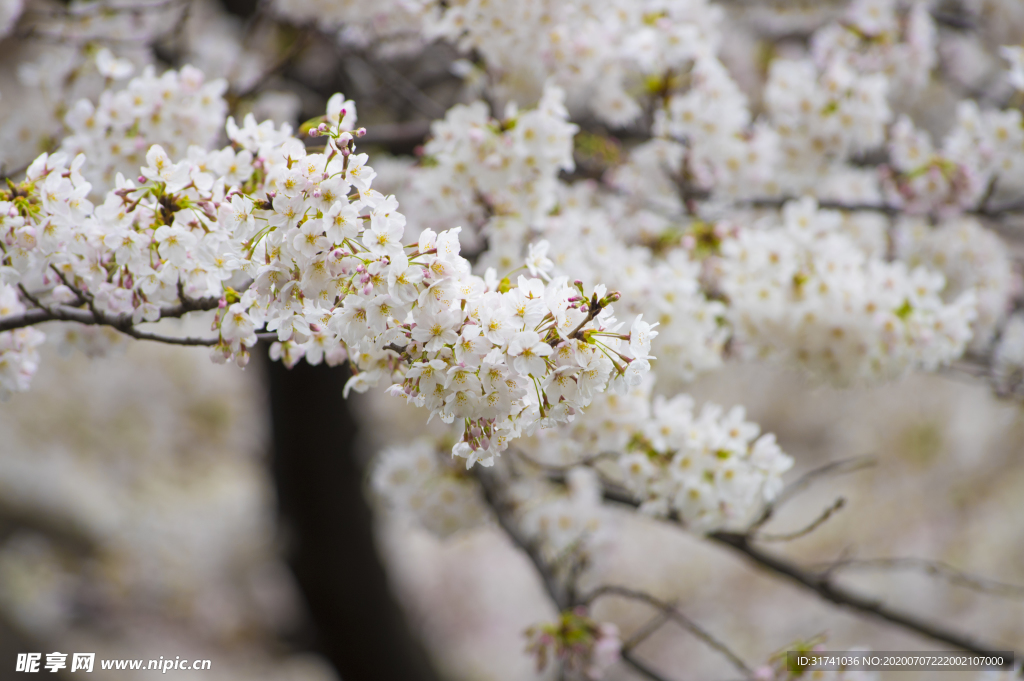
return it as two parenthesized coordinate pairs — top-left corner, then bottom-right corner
(58, 65), (229, 193)
(0, 284), (45, 399)
(764, 57), (890, 193)
(370, 438), (488, 538)
(540, 184), (729, 384)
(524, 607), (621, 680)
(269, 0), (430, 55)
(398, 84), (994, 390)
(519, 379), (791, 533)
(811, 0), (937, 94)
(404, 84), (578, 246)
(993, 313), (1024, 396)
(2, 0), (1024, 676)
(509, 466), (605, 564)
(371, 437), (607, 563)
(617, 393), (791, 530)
(1, 84), (655, 466)
(398, 92), (728, 386)
(895, 216), (1017, 352)
(424, 0), (723, 127)
(718, 198), (978, 384)
(654, 56), (779, 198)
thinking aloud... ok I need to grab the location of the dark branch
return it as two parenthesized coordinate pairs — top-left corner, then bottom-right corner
(359, 120), (433, 150)
(621, 611), (673, 651)
(472, 467), (570, 610)
(755, 497), (846, 542)
(621, 650), (675, 681)
(583, 585), (752, 678)
(228, 29), (315, 103)
(591, 482), (1018, 657)
(750, 456), (875, 531)
(708, 531), (1018, 657)
(810, 558), (1024, 599)
(0, 296), (221, 346)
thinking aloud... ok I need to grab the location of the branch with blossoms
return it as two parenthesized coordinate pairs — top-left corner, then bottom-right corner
(0, 89), (664, 477)
(547, 441), (1021, 658)
(474, 456), (1023, 680)
(375, 365), (1023, 679)
(580, 586), (752, 679)
(594, 479), (1024, 660)
(2, 277), (221, 345)
(472, 465), (753, 681)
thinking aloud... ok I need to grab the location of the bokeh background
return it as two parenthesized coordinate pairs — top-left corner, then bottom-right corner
(1, 329), (1021, 680)
(1, 0), (1023, 678)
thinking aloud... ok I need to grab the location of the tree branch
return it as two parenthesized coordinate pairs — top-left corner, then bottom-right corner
(750, 456), (875, 531)
(0, 297), (221, 346)
(590, 482), (1019, 657)
(755, 497), (846, 542)
(621, 650), (675, 681)
(707, 531), (1018, 657)
(810, 558), (1024, 599)
(472, 467), (570, 610)
(583, 585), (752, 678)
(358, 120), (432, 150)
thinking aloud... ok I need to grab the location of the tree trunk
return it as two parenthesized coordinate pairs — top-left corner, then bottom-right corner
(263, 352), (441, 681)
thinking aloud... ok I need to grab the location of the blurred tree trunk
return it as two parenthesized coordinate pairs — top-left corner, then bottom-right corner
(263, 352), (442, 681)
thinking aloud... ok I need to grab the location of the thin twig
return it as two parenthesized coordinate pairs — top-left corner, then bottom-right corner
(622, 610), (674, 652)
(708, 531), (1018, 657)
(0, 294), (221, 346)
(583, 585), (752, 677)
(755, 497), (846, 542)
(229, 29), (314, 103)
(811, 558), (1024, 599)
(347, 53), (447, 120)
(750, 456), (875, 530)
(621, 650), (674, 681)
(472, 467), (569, 610)
(512, 448), (615, 473)
(357, 120), (433, 150)
(592, 483), (1019, 657)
